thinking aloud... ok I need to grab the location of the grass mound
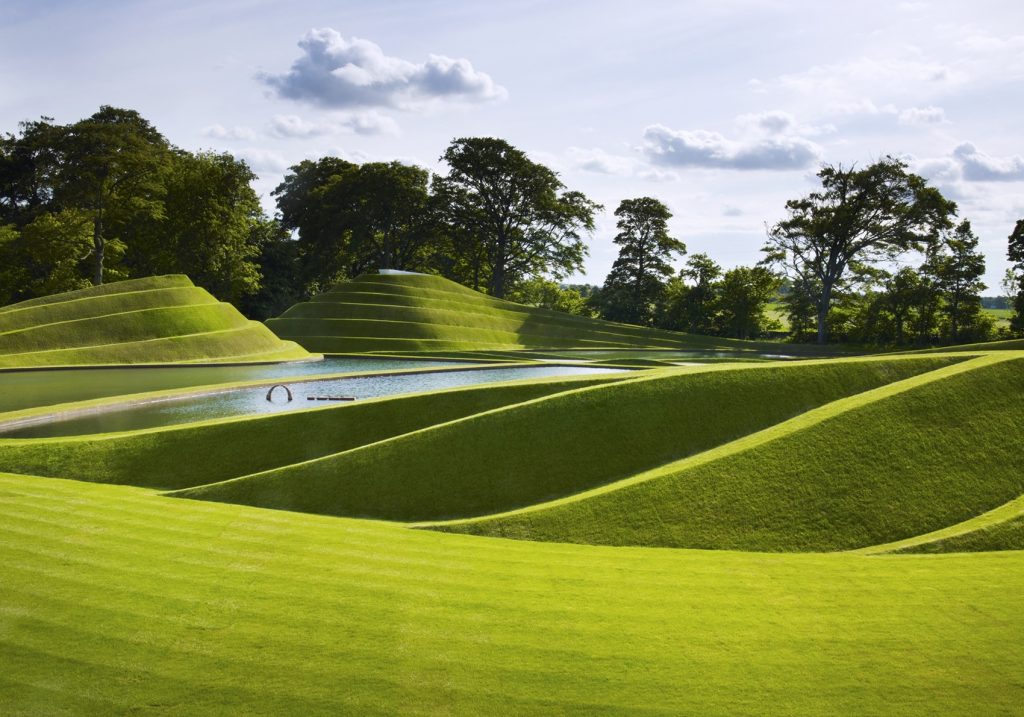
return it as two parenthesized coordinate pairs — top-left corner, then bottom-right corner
(440, 354), (1024, 551)
(268, 273), (806, 354)
(174, 356), (955, 521)
(0, 276), (313, 367)
(0, 372), (627, 490)
(2, 473), (1022, 715)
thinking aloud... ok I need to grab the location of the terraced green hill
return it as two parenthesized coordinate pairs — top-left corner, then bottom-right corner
(267, 272), (797, 354)
(0, 276), (313, 367)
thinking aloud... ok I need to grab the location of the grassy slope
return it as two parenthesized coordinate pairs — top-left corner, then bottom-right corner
(0, 373), (628, 490)
(0, 276), (312, 367)
(268, 273), (817, 354)
(2, 472), (1022, 716)
(857, 494), (1024, 554)
(176, 357), (955, 521)
(441, 354), (1024, 552)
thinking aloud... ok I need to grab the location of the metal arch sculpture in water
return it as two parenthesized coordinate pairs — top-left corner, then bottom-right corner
(265, 384), (293, 403)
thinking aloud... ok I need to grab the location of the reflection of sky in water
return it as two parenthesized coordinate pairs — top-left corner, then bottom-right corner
(0, 357), (470, 414)
(7, 365), (623, 437)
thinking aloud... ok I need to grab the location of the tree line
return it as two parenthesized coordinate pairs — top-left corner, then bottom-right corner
(2, 106), (1022, 346)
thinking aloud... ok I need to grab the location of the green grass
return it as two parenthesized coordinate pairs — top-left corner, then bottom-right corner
(439, 353), (1024, 552)
(2, 472), (1023, 716)
(173, 356), (955, 521)
(0, 276), (314, 367)
(0, 372), (629, 490)
(858, 494), (1024, 554)
(269, 273), (826, 355)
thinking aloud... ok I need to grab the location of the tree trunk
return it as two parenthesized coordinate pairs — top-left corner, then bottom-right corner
(92, 216), (105, 286)
(816, 282), (832, 345)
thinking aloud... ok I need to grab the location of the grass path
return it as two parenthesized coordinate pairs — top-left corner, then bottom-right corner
(2, 472), (1022, 715)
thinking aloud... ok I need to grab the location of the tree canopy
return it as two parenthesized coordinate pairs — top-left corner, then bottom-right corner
(764, 156), (957, 344)
(433, 137), (600, 298)
(597, 197), (684, 326)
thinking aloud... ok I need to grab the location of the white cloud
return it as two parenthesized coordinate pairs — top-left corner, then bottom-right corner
(565, 147), (637, 176)
(230, 148), (290, 173)
(260, 28), (506, 110)
(269, 112), (399, 138)
(952, 143), (1024, 182)
(897, 105), (947, 125)
(640, 113), (824, 171)
(201, 123), (258, 141)
(763, 56), (968, 102)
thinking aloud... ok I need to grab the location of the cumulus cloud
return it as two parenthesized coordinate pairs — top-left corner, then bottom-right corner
(260, 28), (506, 109)
(640, 114), (823, 171)
(269, 112), (399, 138)
(952, 143), (1024, 181)
(564, 147), (678, 181)
(897, 105), (947, 125)
(230, 148), (290, 173)
(202, 124), (258, 141)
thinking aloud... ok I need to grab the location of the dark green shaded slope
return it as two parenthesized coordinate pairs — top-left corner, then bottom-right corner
(0, 373), (625, 490)
(177, 357), (954, 520)
(442, 355), (1024, 552)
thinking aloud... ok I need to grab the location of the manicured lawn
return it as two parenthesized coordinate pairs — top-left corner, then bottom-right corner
(2, 473), (1022, 716)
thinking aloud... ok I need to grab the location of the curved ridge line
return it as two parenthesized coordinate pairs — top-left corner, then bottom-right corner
(0, 302), (238, 342)
(416, 353), (1008, 529)
(854, 493), (1024, 555)
(167, 355), (953, 501)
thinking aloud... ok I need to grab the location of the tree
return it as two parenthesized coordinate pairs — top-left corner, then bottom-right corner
(1009, 219), (1024, 335)
(434, 137), (600, 298)
(507, 277), (591, 316)
(764, 156), (956, 344)
(924, 219), (988, 343)
(273, 158), (437, 294)
(128, 151), (263, 303)
(716, 266), (780, 339)
(657, 253), (721, 333)
(599, 197), (684, 325)
(52, 106), (171, 285)
(345, 161), (434, 271)
(273, 157), (358, 294)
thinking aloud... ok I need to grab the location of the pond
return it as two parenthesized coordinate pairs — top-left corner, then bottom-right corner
(0, 357), (477, 414)
(1, 364), (623, 438)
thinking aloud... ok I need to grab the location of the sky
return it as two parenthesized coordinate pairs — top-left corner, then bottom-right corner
(2, 0), (1023, 290)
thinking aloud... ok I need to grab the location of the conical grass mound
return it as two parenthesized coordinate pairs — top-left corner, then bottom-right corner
(0, 275), (313, 368)
(267, 272), (790, 354)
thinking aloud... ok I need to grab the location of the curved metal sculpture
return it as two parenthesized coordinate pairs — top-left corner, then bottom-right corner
(265, 384), (293, 402)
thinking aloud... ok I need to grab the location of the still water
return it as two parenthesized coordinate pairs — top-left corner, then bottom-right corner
(2, 364), (622, 438)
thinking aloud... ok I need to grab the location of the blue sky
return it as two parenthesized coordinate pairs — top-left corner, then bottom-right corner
(2, 0), (1022, 289)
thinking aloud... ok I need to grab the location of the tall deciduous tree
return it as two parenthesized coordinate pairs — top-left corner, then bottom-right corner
(129, 151), (264, 303)
(657, 252), (721, 333)
(924, 219), (988, 343)
(1008, 219), (1024, 335)
(53, 106), (171, 285)
(599, 197), (684, 326)
(764, 156), (956, 344)
(434, 137), (599, 298)
(715, 266), (780, 340)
